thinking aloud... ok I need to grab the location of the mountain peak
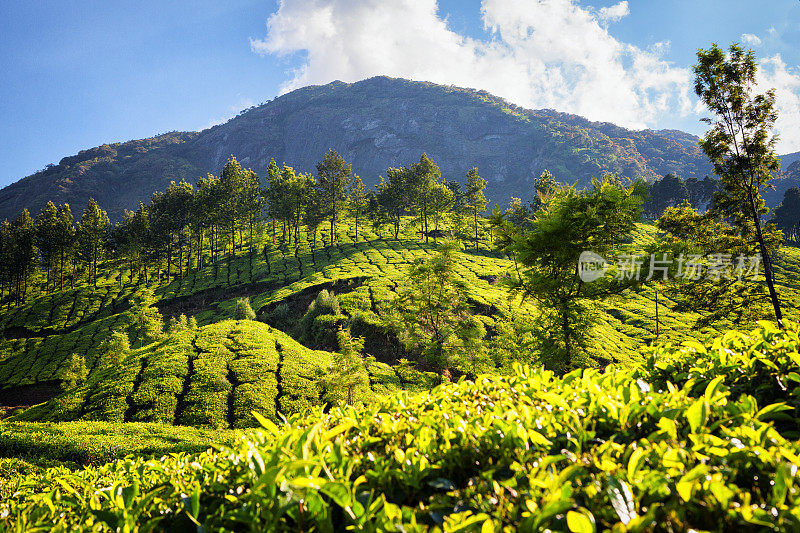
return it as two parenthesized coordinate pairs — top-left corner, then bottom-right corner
(0, 78), (712, 222)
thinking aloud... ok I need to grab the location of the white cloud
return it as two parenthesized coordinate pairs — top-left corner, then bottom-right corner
(252, 0), (692, 129)
(598, 1), (629, 23)
(756, 55), (800, 153)
(741, 33), (762, 47)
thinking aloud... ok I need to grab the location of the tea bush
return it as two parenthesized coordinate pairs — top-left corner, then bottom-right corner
(3, 323), (800, 531)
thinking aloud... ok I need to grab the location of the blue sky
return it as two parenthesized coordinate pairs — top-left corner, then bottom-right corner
(2, 0), (799, 189)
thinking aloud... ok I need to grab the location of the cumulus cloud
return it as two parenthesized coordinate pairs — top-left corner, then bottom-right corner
(741, 33), (762, 47)
(252, 0), (800, 149)
(251, 0), (692, 129)
(598, 1), (629, 23)
(756, 55), (800, 153)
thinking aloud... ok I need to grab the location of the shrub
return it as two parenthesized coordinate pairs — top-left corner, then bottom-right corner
(5, 323), (800, 530)
(59, 354), (88, 390)
(99, 329), (130, 368)
(235, 298), (256, 321)
(297, 290), (342, 347)
(318, 329), (370, 406)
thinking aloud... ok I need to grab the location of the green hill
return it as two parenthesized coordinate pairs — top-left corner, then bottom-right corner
(4, 218), (800, 427)
(0, 77), (713, 222)
(11, 319), (437, 428)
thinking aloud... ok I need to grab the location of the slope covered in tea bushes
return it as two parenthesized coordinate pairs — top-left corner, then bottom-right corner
(3, 322), (800, 531)
(10, 319), (437, 428)
(3, 219), (800, 416)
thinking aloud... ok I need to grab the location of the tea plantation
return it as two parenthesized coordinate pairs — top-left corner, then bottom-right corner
(4, 219), (800, 414)
(3, 322), (800, 531)
(3, 218), (800, 531)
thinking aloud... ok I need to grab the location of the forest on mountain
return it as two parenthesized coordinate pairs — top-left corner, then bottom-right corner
(0, 77), (719, 223)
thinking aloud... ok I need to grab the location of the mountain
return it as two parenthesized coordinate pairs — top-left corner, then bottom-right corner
(0, 76), (715, 221)
(773, 160), (800, 202)
(781, 151), (800, 171)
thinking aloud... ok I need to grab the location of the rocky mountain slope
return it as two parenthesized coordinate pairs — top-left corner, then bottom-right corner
(0, 76), (718, 221)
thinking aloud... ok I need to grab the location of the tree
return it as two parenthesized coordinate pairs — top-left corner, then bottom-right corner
(60, 354), (88, 390)
(218, 156), (260, 278)
(76, 199), (110, 289)
(304, 187), (326, 250)
(772, 187), (800, 244)
(491, 175), (642, 370)
(657, 202), (780, 326)
(694, 43), (784, 325)
(319, 329), (370, 406)
(428, 181), (454, 242)
(235, 297), (257, 320)
(194, 174), (224, 269)
(34, 201), (59, 292)
(0, 220), (10, 305)
(130, 287), (164, 348)
(114, 203), (150, 285)
(8, 210), (37, 305)
(149, 181), (193, 282)
(347, 174), (369, 241)
(377, 169), (410, 239)
(685, 176), (718, 211)
(464, 168), (488, 250)
(365, 190), (389, 238)
(641, 173), (690, 219)
(100, 329), (130, 368)
(54, 204), (76, 290)
(408, 154), (441, 243)
(315, 149), (352, 244)
(390, 243), (485, 381)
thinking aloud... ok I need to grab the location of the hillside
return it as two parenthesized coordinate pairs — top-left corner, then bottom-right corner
(0, 77), (714, 221)
(4, 217), (800, 427)
(12, 320), (437, 428)
(4, 322), (800, 530)
(767, 160), (800, 206)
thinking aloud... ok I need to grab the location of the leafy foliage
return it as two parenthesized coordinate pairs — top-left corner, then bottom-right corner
(4, 323), (800, 530)
(491, 175), (643, 369)
(390, 243), (486, 379)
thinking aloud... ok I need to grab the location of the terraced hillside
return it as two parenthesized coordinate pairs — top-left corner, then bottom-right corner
(2, 219), (800, 427)
(12, 320), (437, 428)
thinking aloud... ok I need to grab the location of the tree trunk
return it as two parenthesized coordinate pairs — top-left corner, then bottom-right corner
(60, 249), (65, 291)
(167, 239), (172, 282)
(474, 211), (479, 251)
(747, 189), (783, 326)
(562, 306), (571, 369)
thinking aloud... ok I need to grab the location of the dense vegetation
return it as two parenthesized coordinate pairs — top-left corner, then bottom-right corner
(1, 43), (800, 531)
(4, 323), (800, 531)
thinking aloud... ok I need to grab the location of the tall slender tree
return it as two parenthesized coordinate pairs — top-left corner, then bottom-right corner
(464, 167), (488, 250)
(34, 201), (59, 292)
(8, 210), (37, 305)
(377, 168), (411, 240)
(77, 199), (110, 289)
(694, 42), (784, 326)
(348, 174), (369, 241)
(409, 154), (441, 243)
(54, 204), (76, 291)
(315, 149), (352, 244)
